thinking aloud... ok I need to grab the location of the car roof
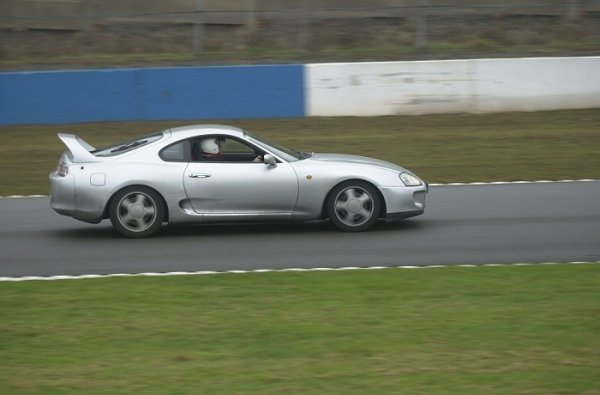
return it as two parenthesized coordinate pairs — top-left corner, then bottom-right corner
(167, 124), (246, 140)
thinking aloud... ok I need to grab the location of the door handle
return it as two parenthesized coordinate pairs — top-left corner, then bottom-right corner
(188, 173), (211, 178)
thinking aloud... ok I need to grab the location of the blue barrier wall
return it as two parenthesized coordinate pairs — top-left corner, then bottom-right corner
(0, 65), (305, 125)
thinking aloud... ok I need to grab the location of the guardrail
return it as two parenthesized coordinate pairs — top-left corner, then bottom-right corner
(306, 57), (600, 116)
(0, 65), (304, 125)
(0, 56), (598, 125)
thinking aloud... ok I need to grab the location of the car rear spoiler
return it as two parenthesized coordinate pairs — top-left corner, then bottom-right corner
(58, 133), (102, 163)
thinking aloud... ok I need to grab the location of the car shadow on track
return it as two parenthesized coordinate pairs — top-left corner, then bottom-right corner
(158, 218), (424, 238)
(53, 219), (425, 239)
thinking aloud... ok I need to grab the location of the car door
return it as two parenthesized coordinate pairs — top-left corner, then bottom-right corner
(183, 136), (299, 219)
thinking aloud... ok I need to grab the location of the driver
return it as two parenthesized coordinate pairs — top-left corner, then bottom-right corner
(199, 138), (222, 160)
(197, 137), (264, 162)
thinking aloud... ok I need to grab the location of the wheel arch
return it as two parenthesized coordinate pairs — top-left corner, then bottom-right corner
(102, 184), (169, 222)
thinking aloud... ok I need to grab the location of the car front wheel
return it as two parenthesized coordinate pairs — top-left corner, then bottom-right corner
(327, 181), (381, 232)
(109, 187), (165, 238)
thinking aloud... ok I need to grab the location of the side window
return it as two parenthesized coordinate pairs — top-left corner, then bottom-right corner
(191, 136), (264, 162)
(220, 139), (255, 155)
(160, 141), (188, 162)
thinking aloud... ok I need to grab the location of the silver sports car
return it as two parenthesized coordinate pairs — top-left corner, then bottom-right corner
(50, 125), (428, 238)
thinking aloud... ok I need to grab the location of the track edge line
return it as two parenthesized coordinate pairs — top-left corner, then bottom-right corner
(2, 261), (599, 282)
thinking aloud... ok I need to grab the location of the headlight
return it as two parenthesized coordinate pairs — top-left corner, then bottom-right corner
(400, 173), (422, 186)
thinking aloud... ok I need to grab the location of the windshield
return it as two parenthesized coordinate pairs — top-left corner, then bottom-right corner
(245, 131), (311, 162)
(93, 132), (164, 157)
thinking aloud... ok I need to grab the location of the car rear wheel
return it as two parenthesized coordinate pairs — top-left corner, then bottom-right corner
(327, 181), (381, 232)
(109, 187), (165, 238)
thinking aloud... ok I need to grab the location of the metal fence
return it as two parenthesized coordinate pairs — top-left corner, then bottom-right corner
(1, 0), (599, 68)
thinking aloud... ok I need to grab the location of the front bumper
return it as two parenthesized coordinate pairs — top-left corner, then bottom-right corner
(379, 183), (427, 220)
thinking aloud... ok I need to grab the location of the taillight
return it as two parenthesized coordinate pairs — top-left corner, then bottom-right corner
(57, 162), (69, 177)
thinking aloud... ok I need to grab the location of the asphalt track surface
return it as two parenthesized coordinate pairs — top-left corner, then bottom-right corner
(1, 181), (599, 278)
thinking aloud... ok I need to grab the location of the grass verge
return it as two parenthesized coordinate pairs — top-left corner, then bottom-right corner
(0, 264), (599, 394)
(1, 109), (599, 195)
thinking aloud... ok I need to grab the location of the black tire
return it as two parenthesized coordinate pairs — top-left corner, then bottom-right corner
(327, 180), (381, 232)
(109, 186), (165, 238)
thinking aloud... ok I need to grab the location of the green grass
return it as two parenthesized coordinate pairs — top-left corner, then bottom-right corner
(1, 264), (599, 394)
(1, 109), (599, 195)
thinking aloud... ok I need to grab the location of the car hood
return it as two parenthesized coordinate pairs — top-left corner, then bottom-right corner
(308, 153), (407, 173)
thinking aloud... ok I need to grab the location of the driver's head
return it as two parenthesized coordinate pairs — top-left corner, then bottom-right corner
(200, 138), (221, 158)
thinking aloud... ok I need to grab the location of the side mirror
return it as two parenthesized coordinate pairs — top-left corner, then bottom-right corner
(264, 154), (277, 168)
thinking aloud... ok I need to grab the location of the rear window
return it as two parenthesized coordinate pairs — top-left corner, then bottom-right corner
(93, 132), (163, 157)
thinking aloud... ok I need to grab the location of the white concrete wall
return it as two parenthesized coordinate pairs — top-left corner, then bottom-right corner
(306, 57), (600, 116)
